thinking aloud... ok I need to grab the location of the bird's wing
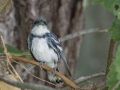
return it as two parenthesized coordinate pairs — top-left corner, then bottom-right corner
(27, 34), (33, 50)
(47, 33), (71, 76)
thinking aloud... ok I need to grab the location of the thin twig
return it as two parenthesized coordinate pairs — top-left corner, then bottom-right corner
(112, 80), (120, 90)
(0, 36), (23, 82)
(60, 28), (107, 41)
(0, 61), (7, 68)
(74, 72), (105, 84)
(11, 55), (79, 89)
(0, 76), (56, 90)
(58, 72), (105, 88)
(12, 59), (56, 86)
(22, 64), (35, 79)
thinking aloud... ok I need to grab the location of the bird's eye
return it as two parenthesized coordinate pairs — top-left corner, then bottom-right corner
(34, 20), (39, 24)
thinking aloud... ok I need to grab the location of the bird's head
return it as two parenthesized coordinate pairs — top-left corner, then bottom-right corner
(31, 18), (49, 35)
(31, 18), (48, 29)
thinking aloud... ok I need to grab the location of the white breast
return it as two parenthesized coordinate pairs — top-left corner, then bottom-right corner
(31, 38), (58, 66)
(31, 25), (50, 35)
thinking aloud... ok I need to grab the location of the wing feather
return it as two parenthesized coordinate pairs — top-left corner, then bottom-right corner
(27, 34), (33, 50)
(47, 33), (71, 76)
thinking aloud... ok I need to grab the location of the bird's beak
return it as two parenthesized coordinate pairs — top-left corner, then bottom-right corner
(38, 22), (44, 26)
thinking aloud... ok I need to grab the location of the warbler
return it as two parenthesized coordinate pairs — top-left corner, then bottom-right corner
(28, 18), (71, 83)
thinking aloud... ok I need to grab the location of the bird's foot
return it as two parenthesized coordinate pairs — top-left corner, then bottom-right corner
(56, 77), (62, 83)
(39, 61), (44, 70)
(52, 67), (56, 76)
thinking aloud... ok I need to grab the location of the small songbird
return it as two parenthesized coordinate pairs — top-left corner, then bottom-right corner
(27, 18), (71, 83)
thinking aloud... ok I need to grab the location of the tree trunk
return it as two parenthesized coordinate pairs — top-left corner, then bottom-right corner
(0, 0), (84, 86)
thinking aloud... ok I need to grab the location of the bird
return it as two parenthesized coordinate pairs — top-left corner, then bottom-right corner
(27, 18), (71, 83)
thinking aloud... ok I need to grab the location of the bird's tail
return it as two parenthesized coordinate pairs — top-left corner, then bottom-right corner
(60, 52), (72, 76)
(47, 68), (62, 83)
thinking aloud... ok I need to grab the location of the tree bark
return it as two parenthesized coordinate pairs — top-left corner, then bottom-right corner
(0, 0), (84, 86)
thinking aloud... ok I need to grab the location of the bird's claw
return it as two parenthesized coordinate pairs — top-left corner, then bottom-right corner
(52, 67), (56, 76)
(39, 61), (44, 70)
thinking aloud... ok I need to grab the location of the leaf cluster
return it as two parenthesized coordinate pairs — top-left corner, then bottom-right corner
(92, 0), (120, 89)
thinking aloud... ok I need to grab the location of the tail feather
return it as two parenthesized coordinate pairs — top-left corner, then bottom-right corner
(60, 52), (72, 76)
(63, 59), (72, 76)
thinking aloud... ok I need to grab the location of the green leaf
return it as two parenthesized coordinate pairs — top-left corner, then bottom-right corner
(0, 44), (30, 56)
(107, 46), (120, 90)
(108, 18), (120, 41)
(92, 0), (120, 19)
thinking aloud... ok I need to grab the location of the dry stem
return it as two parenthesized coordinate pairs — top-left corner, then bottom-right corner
(0, 36), (23, 82)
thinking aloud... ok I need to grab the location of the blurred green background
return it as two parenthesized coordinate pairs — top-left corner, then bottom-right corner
(75, 0), (114, 79)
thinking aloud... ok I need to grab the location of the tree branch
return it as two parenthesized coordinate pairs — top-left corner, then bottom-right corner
(106, 39), (116, 76)
(0, 76), (56, 90)
(11, 59), (56, 86)
(74, 72), (105, 84)
(57, 72), (105, 88)
(105, 39), (116, 90)
(11, 55), (79, 89)
(60, 28), (107, 41)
